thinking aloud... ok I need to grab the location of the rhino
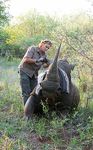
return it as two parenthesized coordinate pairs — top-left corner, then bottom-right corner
(24, 44), (80, 118)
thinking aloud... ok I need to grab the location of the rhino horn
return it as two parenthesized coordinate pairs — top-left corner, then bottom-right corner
(40, 43), (61, 91)
(47, 43), (61, 81)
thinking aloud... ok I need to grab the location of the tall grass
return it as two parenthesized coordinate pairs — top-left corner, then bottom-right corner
(0, 57), (93, 150)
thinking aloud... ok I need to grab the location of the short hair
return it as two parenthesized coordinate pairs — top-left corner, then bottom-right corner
(41, 39), (52, 46)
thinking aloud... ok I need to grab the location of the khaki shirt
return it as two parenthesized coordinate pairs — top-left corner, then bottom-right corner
(18, 46), (49, 78)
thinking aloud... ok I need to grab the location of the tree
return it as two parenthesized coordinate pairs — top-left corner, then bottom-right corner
(0, 0), (10, 56)
(0, 0), (10, 27)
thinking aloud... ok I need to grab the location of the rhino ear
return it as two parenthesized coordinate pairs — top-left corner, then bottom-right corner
(70, 64), (76, 70)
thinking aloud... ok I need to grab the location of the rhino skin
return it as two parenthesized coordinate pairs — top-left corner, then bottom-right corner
(24, 44), (80, 118)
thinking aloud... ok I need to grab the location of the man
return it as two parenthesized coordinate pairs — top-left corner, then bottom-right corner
(18, 39), (52, 105)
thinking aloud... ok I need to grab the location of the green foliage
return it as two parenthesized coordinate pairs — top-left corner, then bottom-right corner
(0, 29), (9, 55)
(2, 11), (60, 58)
(0, 0), (10, 27)
(3, 12), (93, 59)
(0, 10), (93, 65)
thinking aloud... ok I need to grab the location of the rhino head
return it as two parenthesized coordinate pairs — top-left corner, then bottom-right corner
(40, 44), (61, 93)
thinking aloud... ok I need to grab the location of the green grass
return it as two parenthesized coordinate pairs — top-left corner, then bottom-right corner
(0, 56), (93, 150)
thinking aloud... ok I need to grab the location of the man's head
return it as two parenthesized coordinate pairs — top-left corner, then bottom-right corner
(39, 39), (52, 53)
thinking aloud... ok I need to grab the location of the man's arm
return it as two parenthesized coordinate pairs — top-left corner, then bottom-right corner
(22, 46), (36, 64)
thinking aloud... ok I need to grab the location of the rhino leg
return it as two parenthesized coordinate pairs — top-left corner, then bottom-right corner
(24, 95), (35, 118)
(24, 94), (43, 119)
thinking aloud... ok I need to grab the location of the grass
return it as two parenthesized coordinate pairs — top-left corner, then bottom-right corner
(0, 56), (93, 150)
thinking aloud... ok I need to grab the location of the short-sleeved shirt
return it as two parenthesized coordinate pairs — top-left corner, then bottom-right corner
(18, 46), (49, 78)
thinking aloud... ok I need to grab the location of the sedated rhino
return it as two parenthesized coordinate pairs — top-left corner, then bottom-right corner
(24, 44), (80, 118)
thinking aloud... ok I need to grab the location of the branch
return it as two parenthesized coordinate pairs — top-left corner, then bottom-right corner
(64, 33), (93, 62)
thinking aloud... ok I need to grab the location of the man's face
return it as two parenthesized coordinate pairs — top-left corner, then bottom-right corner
(40, 43), (51, 53)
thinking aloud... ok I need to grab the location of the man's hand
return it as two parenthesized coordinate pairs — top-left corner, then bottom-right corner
(36, 57), (48, 63)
